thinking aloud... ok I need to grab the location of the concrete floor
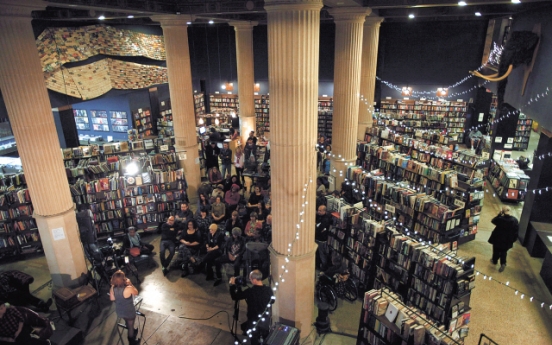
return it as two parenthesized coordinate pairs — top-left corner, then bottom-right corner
(2, 130), (552, 345)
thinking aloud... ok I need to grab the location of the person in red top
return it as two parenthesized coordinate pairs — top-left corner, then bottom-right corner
(244, 212), (263, 242)
(225, 184), (241, 212)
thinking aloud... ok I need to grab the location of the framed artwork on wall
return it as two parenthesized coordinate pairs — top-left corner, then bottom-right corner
(110, 111), (129, 132)
(90, 110), (109, 131)
(73, 109), (90, 130)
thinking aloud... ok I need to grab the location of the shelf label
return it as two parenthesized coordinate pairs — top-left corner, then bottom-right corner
(495, 136), (503, 143)
(52, 227), (65, 241)
(507, 137), (514, 144)
(385, 204), (396, 214)
(478, 113), (484, 121)
(454, 199), (465, 208)
(160, 145), (169, 151)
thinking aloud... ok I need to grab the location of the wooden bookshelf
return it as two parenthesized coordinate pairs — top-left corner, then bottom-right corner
(318, 97), (333, 141)
(0, 174), (43, 259)
(194, 93), (206, 116)
(514, 117), (533, 151)
(488, 159), (529, 202)
(254, 94), (270, 135)
(209, 94), (239, 116)
(158, 98), (174, 138)
(132, 107), (155, 139)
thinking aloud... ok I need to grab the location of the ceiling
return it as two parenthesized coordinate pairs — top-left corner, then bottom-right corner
(35, 0), (552, 24)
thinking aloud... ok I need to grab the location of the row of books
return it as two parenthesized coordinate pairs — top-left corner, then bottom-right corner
(0, 219), (37, 233)
(0, 188), (31, 206)
(0, 205), (34, 220)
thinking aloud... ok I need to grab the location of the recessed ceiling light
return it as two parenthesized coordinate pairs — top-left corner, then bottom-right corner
(475, 12), (482, 16)
(127, 15), (134, 18)
(511, 0), (521, 3)
(208, 20), (214, 24)
(408, 13), (415, 19)
(98, 15), (105, 20)
(458, 1), (467, 6)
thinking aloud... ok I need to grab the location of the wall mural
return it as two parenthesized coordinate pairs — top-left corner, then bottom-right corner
(37, 25), (168, 100)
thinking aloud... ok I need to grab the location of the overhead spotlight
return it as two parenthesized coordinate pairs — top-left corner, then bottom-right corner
(408, 13), (415, 19)
(458, 1), (467, 6)
(511, 0), (521, 3)
(98, 15), (106, 20)
(475, 12), (482, 16)
(127, 15), (134, 19)
(208, 20), (214, 24)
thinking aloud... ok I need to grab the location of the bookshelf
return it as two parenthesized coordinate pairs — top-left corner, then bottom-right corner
(209, 94), (239, 116)
(0, 174), (42, 259)
(379, 99), (467, 143)
(194, 93), (206, 116)
(158, 99), (174, 138)
(318, 97), (333, 142)
(348, 129), (486, 244)
(132, 107), (154, 138)
(514, 117), (533, 151)
(254, 94), (270, 135)
(488, 159), (529, 202)
(358, 287), (471, 345)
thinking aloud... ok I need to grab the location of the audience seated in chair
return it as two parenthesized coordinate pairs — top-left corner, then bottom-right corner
(195, 207), (213, 244)
(208, 167), (224, 185)
(244, 212), (263, 242)
(203, 224), (226, 286)
(179, 220), (202, 278)
(211, 196), (226, 224)
(214, 228), (246, 284)
(211, 184), (225, 203)
(225, 211), (244, 234)
(196, 193), (211, 217)
(123, 227), (154, 256)
(246, 186), (264, 218)
(0, 302), (53, 345)
(225, 184), (241, 214)
(0, 271), (52, 313)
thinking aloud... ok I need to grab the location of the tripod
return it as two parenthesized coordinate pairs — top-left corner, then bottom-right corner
(231, 299), (241, 342)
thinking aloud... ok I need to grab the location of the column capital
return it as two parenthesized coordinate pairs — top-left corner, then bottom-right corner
(229, 21), (258, 30)
(364, 15), (384, 27)
(0, 0), (45, 18)
(328, 7), (372, 22)
(264, 0), (323, 13)
(151, 14), (194, 27)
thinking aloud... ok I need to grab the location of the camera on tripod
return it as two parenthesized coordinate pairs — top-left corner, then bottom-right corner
(234, 276), (247, 287)
(99, 237), (117, 257)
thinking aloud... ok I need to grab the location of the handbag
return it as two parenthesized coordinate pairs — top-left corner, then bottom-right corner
(237, 204), (248, 217)
(129, 247), (141, 257)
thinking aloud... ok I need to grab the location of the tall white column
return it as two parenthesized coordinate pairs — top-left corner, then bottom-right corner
(328, 7), (370, 187)
(0, 0), (87, 287)
(265, 0), (323, 331)
(358, 16), (384, 140)
(230, 21), (257, 145)
(152, 15), (201, 201)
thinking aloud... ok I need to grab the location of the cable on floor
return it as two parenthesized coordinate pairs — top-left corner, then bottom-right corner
(178, 310), (232, 335)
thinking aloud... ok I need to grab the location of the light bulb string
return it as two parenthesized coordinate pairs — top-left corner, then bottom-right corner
(237, 144), (318, 344)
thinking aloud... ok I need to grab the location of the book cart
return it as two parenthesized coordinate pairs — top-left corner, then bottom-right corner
(487, 159), (529, 202)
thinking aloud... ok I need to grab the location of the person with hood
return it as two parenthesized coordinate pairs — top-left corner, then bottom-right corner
(488, 206), (519, 272)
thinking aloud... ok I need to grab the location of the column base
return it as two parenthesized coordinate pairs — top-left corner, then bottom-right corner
(34, 207), (88, 288)
(330, 158), (357, 188)
(269, 246), (316, 332)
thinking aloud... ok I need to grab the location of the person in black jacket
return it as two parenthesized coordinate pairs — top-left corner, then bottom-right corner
(160, 216), (180, 276)
(204, 141), (221, 172)
(229, 269), (273, 342)
(488, 206), (519, 272)
(315, 205), (333, 270)
(203, 224), (226, 283)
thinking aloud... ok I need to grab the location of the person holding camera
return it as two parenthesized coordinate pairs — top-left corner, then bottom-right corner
(229, 270), (273, 341)
(488, 206), (519, 272)
(109, 270), (139, 345)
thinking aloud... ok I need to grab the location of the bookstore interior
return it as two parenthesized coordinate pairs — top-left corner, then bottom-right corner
(1, 2), (552, 345)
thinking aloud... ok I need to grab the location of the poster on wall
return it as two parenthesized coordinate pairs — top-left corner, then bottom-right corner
(110, 111), (129, 132)
(90, 110), (109, 131)
(73, 109), (90, 130)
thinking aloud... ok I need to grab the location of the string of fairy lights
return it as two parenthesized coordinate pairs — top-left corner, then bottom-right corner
(235, 150), (317, 344)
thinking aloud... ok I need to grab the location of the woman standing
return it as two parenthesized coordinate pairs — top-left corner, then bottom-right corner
(234, 146), (245, 186)
(110, 270), (139, 345)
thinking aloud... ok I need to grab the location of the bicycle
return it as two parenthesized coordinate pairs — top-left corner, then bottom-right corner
(315, 272), (358, 312)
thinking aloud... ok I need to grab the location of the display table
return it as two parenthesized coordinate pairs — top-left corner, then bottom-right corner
(525, 221), (552, 257)
(537, 229), (552, 295)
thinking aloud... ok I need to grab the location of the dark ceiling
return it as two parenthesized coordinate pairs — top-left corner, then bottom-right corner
(36, 0), (552, 24)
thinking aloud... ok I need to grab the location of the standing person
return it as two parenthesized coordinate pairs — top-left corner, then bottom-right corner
(488, 206), (519, 272)
(204, 141), (220, 172)
(109, 270), (139, 345)
(159, 216), (179, 275)
(229, 270), (273, 343)
(219, 142), (233, 179)
(317, 136), (326, 172)
(248, 131), (258, 146)
(244, 139), (257, 172)
(315, 205), (332, 271)
(234, 146), (245, 187)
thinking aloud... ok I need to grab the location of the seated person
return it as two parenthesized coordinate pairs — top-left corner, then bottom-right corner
(246, 186), (264, 217)
(215, 228), (246, 282)
(197, 183), (213, 199)
(0, 271), (52, 313)
(195, 207), (213, 244)
(0, 302), (52, 345)
(208, 167), (224, 185)
(175, 202), (194, 226)
(262, 215), (272, 244)
(244, 212), (263, 242)
(211, 196), (226, 224)
(195, 193), (211, 217)
(122, 227), (154, 255)
(179, 220), (202, 278)
(225, 211), (244, 234)
(224, 175), (243, 193)
(211, 184), (225, 203)
(224, 184), (241, 211)
(257, 201), (271, 223)
(203, 224), (226, 286)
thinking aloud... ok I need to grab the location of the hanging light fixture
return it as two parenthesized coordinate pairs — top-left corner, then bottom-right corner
(437, 88), (449, 97)
(198, 117), (204, 125)
(402, 86), (413, 96)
